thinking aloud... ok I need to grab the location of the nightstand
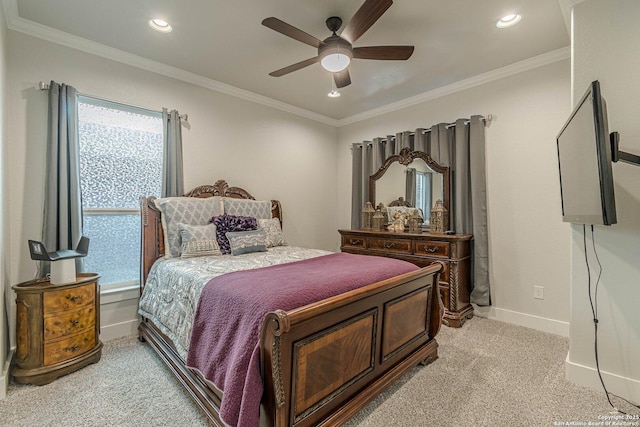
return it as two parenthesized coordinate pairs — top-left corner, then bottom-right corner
(12, 273), (102, 385)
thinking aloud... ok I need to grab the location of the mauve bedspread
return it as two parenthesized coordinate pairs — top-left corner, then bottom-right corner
(185, 252), (419, 427)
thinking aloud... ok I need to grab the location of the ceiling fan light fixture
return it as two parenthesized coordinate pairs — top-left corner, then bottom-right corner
(319, 36), (353, 73)
(321, 53), (351, 73)
(496, 14), (521, 28)
(149, 18), (172, 33)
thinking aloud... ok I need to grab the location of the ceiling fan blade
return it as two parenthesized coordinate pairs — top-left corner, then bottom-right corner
(262, 17), (322, 48)
(269, 57), (319, 77)
(353, 46), (414, 60)
(334, 69), (351, 88)
(341, 0), (393, 44)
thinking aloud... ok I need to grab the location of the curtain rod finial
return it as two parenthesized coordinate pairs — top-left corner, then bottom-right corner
(38, 81), (50, 90)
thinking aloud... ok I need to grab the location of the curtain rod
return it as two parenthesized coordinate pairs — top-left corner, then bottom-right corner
(37, 81), (188, 122)
(357, 115), (491, 145)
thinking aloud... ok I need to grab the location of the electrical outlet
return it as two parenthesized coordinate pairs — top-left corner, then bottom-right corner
(534, 286), (544, 300)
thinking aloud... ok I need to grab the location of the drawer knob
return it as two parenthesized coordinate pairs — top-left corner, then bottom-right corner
(349, 239), (362, 245)
(66, 295), (83, 303)
(424, 245), (438, 253)
(70, 319), (79, 326)
(383, 242), (396, 249)
(65, 345), (80, 353)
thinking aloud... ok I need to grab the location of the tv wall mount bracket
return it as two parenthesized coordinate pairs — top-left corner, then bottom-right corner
(610, 132), (640, 166)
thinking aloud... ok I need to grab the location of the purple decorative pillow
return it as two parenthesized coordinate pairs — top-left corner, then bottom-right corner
(211, 214), (258, 254)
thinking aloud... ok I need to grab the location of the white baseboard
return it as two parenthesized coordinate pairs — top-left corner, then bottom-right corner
(473, 305), (570, 337)
(566, 354), (640, 405)
(100, 318), (140, 342)
(1, 349), (14, 400)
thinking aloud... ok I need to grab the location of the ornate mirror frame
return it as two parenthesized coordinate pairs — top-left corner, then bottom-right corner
(369, 147), (451, 222)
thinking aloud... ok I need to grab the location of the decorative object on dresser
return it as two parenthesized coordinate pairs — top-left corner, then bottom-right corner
(339, 229), (473, 327)
(429, 199), (448, 234)
(408, 210), (423, 233)
(372, 208), (385, 231)
(12, 273), (102, 385)
(361, 201), (375, 230)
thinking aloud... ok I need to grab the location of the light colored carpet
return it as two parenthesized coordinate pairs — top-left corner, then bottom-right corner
(0, 317), (618, 426)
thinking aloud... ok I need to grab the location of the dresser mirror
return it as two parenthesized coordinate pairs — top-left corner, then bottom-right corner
(369, 148), (450, 229)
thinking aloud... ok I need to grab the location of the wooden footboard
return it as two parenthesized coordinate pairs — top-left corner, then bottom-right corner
(260, 263), (443, 427)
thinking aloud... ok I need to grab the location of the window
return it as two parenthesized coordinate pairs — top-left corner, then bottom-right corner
(415, 171), (431, 221)
(78, 97), (163, 288)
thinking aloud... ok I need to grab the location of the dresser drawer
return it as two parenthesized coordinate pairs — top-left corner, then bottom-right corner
(44, 283), (95, 315)
(341, 235), (367, 250)
(44, 307), (96, 341)
(368, 237), (411, 254)
(413, 241), (449, 258)
(44, 329), (96, 366)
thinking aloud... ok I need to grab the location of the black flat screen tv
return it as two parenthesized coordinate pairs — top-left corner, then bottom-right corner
(556, 80), (616, 225)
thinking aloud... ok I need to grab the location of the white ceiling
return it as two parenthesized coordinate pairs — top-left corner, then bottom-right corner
(7, 0), (570, 123)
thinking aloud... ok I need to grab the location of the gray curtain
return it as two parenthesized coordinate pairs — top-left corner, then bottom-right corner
(425, 116), (490, 305)
(405, 168), (416, 207)
(162, 108), (184, 197)
(41, 81), (83, 277)
(350, 115), (490, 305)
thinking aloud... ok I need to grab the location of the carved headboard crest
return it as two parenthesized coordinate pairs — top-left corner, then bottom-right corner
(184, 179), (256, 199)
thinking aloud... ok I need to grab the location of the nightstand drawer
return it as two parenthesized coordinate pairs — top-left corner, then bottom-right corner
(44, 307), (96, 341)
(369, 237), (411, 254)
(413, 241), (449, 258)
(44, 283), (95, 315)
(44, 329), (96, 366)
(342, 235), (366, 249)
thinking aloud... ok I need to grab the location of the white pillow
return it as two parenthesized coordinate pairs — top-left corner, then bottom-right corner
(154, 196), (224, 257)
(222, 197), (272, 219)
(178, 223), (221, 258)
(257, 218), (286, 247)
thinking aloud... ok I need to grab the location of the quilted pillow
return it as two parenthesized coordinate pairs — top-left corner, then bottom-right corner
(257, 218), (286, 247)
(155, 196), (224, 258)
(178, 223), (221, 258)
(222, 198), (272, 219)
(211, 214), (257, 255)
(225, 229), (268, 256)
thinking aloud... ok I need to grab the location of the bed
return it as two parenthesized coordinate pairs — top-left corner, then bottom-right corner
(138, 179), (444, 427)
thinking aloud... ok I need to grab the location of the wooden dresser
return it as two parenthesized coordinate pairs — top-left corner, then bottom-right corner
(339, 229), (473, 327)
(12, 273), (103, 385)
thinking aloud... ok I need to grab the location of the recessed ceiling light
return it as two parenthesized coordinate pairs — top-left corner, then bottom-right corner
(327, 90), (341, 98)
(496, 14), (521, 28)
(149, 18), (172, 33)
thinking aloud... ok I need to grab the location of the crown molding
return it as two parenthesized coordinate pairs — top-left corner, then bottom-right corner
(4, 1), (340, 127)
(5, 0), (570, 129)
(336, 46), (571, 126)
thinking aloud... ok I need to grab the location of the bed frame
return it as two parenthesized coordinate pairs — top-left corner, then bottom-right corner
(139, 179), (444, 427)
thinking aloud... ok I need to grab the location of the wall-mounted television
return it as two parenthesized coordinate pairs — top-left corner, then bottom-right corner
(556, 80), (617, 226)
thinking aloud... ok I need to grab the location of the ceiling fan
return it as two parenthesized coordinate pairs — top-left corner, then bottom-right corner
(262, 0), (414, 89)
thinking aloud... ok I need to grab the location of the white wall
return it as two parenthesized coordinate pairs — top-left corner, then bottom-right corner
(0, 1), (10, 400)
(5, 31), (338, 344)
(566, 0), (640, 404)
(337, 59), (573, 335)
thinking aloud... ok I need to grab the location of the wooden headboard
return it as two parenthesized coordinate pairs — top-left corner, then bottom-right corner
(140, 179), (282, 286)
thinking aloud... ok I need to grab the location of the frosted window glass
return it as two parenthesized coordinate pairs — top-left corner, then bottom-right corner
(83, 214), (140, 285)
(78, 100), (162, 285)
(79, 103), (162, 209)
